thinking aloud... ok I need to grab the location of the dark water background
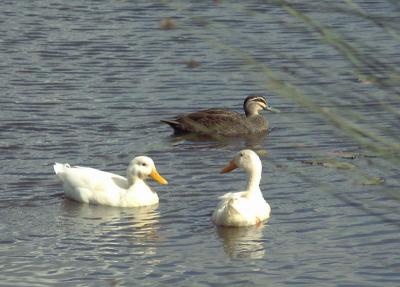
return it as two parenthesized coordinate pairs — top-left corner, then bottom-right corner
(1, 1), (399, 286)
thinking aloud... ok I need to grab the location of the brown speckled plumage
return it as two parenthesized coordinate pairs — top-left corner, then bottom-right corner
(161, 96), (272, 137)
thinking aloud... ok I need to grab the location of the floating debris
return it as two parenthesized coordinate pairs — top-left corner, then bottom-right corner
(356, 76), (376, 84)
(192, 17), (209, 27)
(332, 151), (360, 159)
(329, 151), (377, 159)
(184, 59), (201, 69)
(160, 17), (177, 30)
(361, 177), (385, 186)
(301, 159), (356, 169)
(254, 149), (268, 157)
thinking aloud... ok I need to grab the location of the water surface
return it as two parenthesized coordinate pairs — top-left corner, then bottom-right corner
(1, 1), (399, 286)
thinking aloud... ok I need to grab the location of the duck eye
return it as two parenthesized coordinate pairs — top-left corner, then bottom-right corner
(142, 163), (147, 166)
(239, 153), (243, 157)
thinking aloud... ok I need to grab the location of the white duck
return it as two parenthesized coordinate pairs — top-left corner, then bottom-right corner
(54, 156), (168, 207)
(212, 149), (271, 227)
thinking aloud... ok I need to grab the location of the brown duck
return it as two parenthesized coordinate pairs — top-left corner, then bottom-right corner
(161, 96), (274, 137)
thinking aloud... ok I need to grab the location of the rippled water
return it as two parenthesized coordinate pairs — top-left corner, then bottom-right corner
(1, 1), (399, 286)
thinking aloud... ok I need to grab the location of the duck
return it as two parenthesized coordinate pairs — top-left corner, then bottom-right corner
(54, 156), (168, 207)
(212, 149), (271, 227)
(161, 95), (274, 137)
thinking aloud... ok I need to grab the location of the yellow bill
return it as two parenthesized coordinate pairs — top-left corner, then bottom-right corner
(150, 168), (168, 185)
(220, 160), (238, 174)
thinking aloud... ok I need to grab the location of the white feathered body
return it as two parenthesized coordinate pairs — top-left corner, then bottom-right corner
(212, 149), (271, 227)
(212, 189), (270, 227)
(54, 163), (159, 207)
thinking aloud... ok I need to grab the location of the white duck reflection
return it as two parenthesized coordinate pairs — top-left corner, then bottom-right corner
(59, 201), (161, 279)
(60, 200), (160, 243)
(216, 224), (266, 259)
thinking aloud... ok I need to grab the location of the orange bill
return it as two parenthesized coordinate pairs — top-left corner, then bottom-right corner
(150, 168), (168, 185)
(220, 160), (238, 174)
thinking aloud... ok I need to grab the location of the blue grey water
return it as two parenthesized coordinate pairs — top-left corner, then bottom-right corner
(1, 1), (399, 286)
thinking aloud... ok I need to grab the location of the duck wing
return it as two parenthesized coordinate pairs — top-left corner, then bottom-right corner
(54, 163), (128, 202)
(212, 192), (259, 226)
(162, 109), (245, 135)
(216, 192), (250, 212)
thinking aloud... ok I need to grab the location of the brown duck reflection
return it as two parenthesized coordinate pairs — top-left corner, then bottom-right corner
(168, 131), (269, 153)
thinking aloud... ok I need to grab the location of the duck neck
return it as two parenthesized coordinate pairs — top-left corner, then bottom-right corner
(245, 168), (262, 196)
(245, 103), (262, 117)
(245, 109), (259, 117)
(127, 175), (144, 188)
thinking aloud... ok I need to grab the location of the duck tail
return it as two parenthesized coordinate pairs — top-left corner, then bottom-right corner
(160, 119), (186, 134)
(160, 119), (179, 127)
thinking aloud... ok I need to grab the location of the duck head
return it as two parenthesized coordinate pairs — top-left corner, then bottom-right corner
(243, 95), (273, 117)
(127, 156), (168, 186)
(220, 149), (262, 175)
